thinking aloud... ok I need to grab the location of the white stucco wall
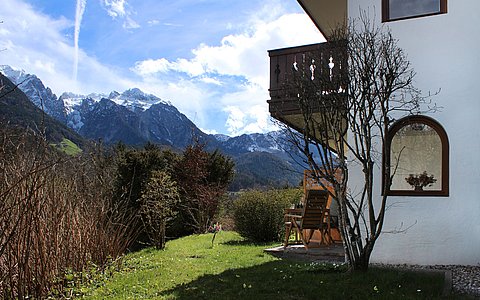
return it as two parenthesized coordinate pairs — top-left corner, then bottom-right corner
(346, 0), (480, 265)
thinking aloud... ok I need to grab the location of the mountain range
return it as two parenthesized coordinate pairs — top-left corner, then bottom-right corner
(0, 72), (84, 147)
(0, 65), (307, 190)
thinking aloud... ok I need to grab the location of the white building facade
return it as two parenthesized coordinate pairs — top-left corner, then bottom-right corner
(271, 0), (480, 265)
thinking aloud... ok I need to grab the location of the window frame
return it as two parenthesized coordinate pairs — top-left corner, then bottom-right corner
(382, 0), (448, 22)
(383, 115), (449, 197)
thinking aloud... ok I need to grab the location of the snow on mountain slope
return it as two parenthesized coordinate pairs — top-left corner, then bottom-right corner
(0, 65), (66, 122)
(110, 88), (166, 112)
(1, 65), (298, 157)
(1, 65), (306, 190)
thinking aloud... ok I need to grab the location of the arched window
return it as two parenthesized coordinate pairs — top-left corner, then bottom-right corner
(383, 115), (449, 196)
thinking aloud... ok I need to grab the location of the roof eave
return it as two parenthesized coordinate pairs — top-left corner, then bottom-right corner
(297, 0), (348, 40)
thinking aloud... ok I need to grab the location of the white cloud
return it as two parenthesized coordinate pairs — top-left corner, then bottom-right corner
(102, 0), (127, 18)
(132, 12), (323, 135)
(133, 13), (323, 81)
(0, 0), (323, 136)
(101, 0), (140, 30)
(199, 128), (219, 135)
(219, 82), (279, 136)
(223, 103), (277, 136)
(196, 13), (325, 86)
(33, 60), (56, 74)
(135, 77), (217, 131)
(163, 22), (182, 27)
(123, 16), (140, 29)
(133, 57), (205, 77)
(199, 76), (222, 86)
(147, 19), (160, 26)
(0, 0), (134, 94)
(224, 106), (245, 136)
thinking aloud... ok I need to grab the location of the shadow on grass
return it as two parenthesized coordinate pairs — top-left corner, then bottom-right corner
(161, 260), (447, 300)
(220, 239), (277, 246)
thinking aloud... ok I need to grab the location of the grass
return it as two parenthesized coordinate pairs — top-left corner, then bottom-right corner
(77, 232), (462, 299)
(50, 138), (82, 155)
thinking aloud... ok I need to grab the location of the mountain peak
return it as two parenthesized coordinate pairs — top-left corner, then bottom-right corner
(214, 134), (231, 142)
(104, 88), (165, 111)
(119, 88), (159, 102)
(0, 65), (66, 122)
(60, 92), (84, 99)
(122, 87), (144, 97)
(0, 65), (42, 87)
(1, 65), (304, 191)
(108, 91), (120, 99)
(0, 65), (27, 80)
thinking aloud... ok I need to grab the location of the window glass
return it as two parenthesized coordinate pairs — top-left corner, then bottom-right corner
(383, 0), (447, 22)
(390, 123), (441, 191)
(389, 0), (440, 19)
(384, 115), (449, 196)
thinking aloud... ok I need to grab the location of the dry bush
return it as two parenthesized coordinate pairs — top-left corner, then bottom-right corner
(0, 127), (136, 298)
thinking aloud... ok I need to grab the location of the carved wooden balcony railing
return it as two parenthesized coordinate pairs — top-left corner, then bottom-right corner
(267, 41), (347, 119)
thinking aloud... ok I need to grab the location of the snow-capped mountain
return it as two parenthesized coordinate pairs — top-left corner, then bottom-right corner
(56, 89), (209, 147)
(60, 88), (166, 114)
(218, 131), (292, 155)
(57, 88), (178, 139)
(110, 88), (167, 112)
(0, 65), (293, 155)
(0, 66), (306, 189)
(0, 65), (66, 123)
(0, 71), (85, 147)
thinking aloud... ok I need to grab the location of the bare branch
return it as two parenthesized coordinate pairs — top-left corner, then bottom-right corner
(275, 14), (435, 271)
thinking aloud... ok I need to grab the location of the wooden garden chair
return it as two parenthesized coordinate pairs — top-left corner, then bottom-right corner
(284, 189), (332, 248)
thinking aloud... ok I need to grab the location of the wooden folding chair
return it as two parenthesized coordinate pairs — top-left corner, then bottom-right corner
(284, 189), (331, 248)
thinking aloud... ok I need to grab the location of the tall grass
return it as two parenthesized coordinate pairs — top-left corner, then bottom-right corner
(0, 127), (136, 298)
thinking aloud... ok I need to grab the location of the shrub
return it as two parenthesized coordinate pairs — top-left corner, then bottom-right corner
(138, 171), (180, 250)
(113, 143), (180, 248)
(233, 189), (302, 243)
(173, 142), (234, 235)
(0, 129), (134, 299)
(216, 194), (236, 231)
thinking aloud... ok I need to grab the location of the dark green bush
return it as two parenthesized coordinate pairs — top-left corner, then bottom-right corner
(138, 171), (180, 250)
(173, 143), (234, 235)
(233, 189), (302, 243)
(113, 141), (234, 243)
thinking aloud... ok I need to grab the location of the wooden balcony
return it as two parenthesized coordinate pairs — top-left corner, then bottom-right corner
(267, 42), (347, 132)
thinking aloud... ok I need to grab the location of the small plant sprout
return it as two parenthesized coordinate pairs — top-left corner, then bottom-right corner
(208, 222), (222, 247)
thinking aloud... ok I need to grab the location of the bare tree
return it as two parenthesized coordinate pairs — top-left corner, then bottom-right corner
(277, 15), (435, 271)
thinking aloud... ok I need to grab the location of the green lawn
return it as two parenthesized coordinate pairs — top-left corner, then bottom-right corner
(77, 232), (462, 299)
(50, 138), (82, 155)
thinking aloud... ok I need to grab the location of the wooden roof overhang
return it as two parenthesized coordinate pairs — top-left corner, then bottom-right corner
(297, 0), (348, 40)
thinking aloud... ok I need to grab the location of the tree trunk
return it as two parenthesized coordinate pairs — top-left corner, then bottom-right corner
(155, 220), (166, 250)
(348, 241), (374, 272)
(350, 252), (370, 271)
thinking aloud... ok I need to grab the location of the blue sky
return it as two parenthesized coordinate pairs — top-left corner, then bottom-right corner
(0, 0), (323, 136)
